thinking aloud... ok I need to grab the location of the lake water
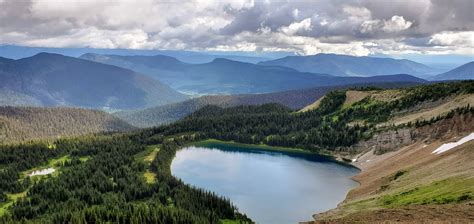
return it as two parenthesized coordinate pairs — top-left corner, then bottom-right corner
(171, 144), (359, 224)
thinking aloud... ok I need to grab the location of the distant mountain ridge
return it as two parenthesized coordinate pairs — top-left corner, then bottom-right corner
(432, 61), (474, 80)
(81, 53), (426, 95)
(0, 53), (187, 109)
(79, 53), (190, 85)
(258, 53), (440, 78)
(0, 45), (271, 64)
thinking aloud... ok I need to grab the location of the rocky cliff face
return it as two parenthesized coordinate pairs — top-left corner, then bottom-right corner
(348, 112), (474, 155)
(357, 128), (416, 154)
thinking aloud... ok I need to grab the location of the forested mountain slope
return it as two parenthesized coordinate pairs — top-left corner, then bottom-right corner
(81, 53), (426, 95)
(0, 134), (252, 223)
(149, 81), (473, 153)
(116, 82), (419, 128)
(0, 53), (187, 109)
(301, 84), (474, 127)
(258, 53), (440, 78)
(0, 106), (134, 144)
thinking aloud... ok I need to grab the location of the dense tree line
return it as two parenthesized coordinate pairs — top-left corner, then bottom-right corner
(316, 90), (346, 115)
(150, 81), (474, 152)
(0, 134), (251, 223)
(154, 100), (366, 151)
(0, 142), (63, 194)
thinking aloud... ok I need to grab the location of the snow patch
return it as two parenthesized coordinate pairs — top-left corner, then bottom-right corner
(29, 168), (56, 176)
(432, 133), (474, 155)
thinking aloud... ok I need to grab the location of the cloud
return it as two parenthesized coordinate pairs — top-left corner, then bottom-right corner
(343, 6), (372, 21)
(280, 18), (312, 35)
(0, 0), (472, 56)
(382, 16), (412, 33)
(360, 15), (412, 35)
(23, 28), (152, 49)
(429, 31), (474, 47)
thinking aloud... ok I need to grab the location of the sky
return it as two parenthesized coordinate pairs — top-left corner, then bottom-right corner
(0, 0), (473, 58)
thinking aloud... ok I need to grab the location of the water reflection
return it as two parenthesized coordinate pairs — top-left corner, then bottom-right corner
(171, 145), (359, 224)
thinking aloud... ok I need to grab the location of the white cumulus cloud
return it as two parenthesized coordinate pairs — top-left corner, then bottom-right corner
(280, 18), (312, 35)
(429, 31), (474, 47)
(382, 16), (412, 32)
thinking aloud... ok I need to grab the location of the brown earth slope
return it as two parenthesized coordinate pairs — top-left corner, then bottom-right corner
(311, 114), (474, 223)
(387, 94), (474, 126)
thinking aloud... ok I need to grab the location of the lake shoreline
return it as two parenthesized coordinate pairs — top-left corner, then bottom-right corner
(192, 139), (360, 170)
(171, 141), (360, 224)
(174, 138), (363, 223)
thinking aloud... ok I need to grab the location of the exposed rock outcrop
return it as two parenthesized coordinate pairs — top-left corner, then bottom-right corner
(348, 112), (474, 155)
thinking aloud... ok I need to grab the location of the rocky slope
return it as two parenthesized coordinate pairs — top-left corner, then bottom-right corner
(301, 89), (474, 223)
(313, 120), (474, 223)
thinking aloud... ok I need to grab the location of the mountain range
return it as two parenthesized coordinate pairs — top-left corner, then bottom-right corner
(0, 53), (186, 110)
(1, 51), (471, 112)
(0, 45), (271, 64)
(258, 53), (441, 78)
(433, 61), (474, 80)
(81, 53), (426, 95)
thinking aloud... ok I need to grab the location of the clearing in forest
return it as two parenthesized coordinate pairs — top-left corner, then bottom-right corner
(135, 145), (160, 183)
